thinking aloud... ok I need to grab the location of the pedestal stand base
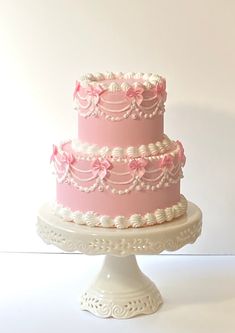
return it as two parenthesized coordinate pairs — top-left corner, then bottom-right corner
(37, 202), (202, 319)
(80, 255), (162, 319)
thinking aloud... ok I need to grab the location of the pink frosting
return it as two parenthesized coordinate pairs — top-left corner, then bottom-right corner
(54, 74), (184, 220)
(76, 86), (164, 146)
(53, 140), (183, 217)
(78, 115), (164, 147)
(56, 141), (182, 190)
(56, 182), (180, 217)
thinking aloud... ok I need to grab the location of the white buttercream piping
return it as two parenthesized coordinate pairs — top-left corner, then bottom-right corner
(53, 140), (184, 194)
(75, 93), (165, 121)
(98, 103), (130, 113)
(106, 176), (134, 186)
(78, 71), (165, 92)
(52, 195), (187, 229)
(70, 170), (96, 182)
(71, 135), (173, 159)
(100, 96), (124, 104)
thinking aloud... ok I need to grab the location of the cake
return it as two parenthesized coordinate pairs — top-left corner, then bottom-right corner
(50, 72), (187, 229)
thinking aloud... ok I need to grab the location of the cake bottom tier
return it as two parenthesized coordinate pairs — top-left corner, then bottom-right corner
(55, 182), (187, 228)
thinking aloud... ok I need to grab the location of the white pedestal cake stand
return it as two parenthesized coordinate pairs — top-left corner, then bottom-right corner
(37, 202), (202, 319)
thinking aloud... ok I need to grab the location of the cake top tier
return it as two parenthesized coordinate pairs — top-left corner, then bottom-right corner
(74, 72), (167, 147)
(74, 72), (167, 122)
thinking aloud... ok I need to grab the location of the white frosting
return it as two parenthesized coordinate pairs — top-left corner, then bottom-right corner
(71, 135), (173, 159)
(79, 71), (165, 92)
(52, 195), (187, 229)
(108, 82), (120, 92)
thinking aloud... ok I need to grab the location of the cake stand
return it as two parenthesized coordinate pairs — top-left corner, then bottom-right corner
(37, 202), (202, 319)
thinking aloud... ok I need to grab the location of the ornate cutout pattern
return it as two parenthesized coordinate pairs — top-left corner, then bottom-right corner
(80, 288), (162, 319)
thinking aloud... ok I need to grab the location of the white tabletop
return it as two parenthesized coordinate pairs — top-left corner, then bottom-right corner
(0, 253), (234, 333)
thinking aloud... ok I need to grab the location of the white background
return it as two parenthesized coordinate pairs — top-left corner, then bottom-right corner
(0, 0), (235, 253)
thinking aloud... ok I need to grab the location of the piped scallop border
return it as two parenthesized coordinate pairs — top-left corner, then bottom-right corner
(52, 195), (187, 229)
(79, 71), (166, 92)
(71, 134), (173, 160)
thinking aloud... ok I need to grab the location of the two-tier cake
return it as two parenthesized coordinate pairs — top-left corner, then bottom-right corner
(50, 72), (187, 229)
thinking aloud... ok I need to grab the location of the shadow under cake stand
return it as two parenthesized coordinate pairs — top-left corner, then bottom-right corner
(37, 202), (202, 319)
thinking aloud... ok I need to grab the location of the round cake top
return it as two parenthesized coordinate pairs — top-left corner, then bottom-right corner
(78, 71), (166, 92)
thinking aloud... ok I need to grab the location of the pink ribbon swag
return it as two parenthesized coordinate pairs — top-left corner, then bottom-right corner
(73, 81), (80, 100)
(59, 152), (74, 165)
(160, 155), (174, 169)
(126, 87), (144, 106)
(50, 144), (58, 164)
(155, 79), (167, 102)
(50, 145), (74, 166)
(156, 79), (166, 95)
(129, 158), (147, 178)
(86, 85), (104, 105)
(92, 158), (112, 180)
(50, 145), (74, 183)
(176, 140), (186, 166)
(73, 81), (104, 104)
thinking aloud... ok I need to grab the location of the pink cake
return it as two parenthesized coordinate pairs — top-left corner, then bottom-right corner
(51, 72), (187, 228)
